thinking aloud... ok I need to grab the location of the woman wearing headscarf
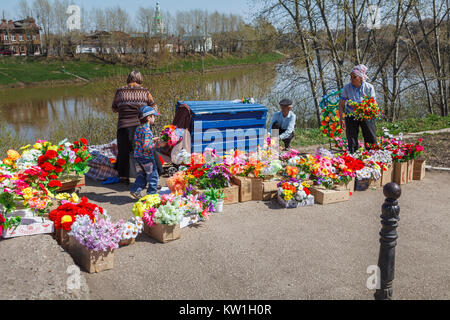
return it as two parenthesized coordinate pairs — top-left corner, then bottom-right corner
(112, 70), (158, 184)
(338, 64), (377, 153)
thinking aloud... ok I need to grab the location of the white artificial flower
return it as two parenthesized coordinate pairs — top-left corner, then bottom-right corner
(131, 226), (138, 238)
(122, 230), (132, 240)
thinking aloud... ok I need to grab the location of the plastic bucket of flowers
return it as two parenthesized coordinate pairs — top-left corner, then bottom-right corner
(277, 179), (314, 209)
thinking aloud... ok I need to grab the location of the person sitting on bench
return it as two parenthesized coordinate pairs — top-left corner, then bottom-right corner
(269, 99), (296, 150)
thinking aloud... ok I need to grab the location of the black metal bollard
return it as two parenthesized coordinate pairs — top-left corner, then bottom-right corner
(374, 182), (401, 300)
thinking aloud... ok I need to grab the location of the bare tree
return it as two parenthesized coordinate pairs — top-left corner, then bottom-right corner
(32, 0), (53, 56)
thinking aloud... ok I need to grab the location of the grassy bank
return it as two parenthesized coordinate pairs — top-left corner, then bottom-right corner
(291, 114), (450, 147)
(0, 52), (284, 87)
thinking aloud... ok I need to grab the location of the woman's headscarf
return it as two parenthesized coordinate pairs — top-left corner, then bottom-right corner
(351, 64), (368, 81)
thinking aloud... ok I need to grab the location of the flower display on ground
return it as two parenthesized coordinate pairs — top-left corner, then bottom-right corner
(277, 179), (312, 202)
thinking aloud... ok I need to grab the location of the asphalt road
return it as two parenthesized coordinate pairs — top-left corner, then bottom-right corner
(1, 170), (449, 300)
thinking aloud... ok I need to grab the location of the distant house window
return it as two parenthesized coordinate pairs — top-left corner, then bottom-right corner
(32, 35), (36, 40)
(27, 35), (31, 40)
(19, 35), (24, 41)
(3, 34), (7, 40)
(11, 35), (15, 41)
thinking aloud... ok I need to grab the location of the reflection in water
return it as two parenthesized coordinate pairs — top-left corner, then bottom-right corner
(0, 65), (278, 141)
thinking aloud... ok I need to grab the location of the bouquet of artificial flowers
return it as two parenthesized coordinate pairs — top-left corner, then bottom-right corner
(347, 96), (383, 121)
(160, 125), (184, 147)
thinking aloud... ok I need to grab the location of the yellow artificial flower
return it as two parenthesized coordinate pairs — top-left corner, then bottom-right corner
(33, 143), (43, 150)
(56, 193), (71, 200)
(47, 145), (58, 152)
(22, 187), (33, 200)
(301, 182), (311, 188)
(61, 215), (73, 224)
(46, 190), (55, 198)
(70, 193), (80, 203)
(20, 144), (31, 150)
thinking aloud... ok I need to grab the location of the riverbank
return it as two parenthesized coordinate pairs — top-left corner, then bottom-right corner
(0, 52), (284, 88)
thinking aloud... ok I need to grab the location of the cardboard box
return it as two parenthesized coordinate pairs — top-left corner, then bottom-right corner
(55, 228), (71, 250)
(194, 185), (239, 205)
(1, 218), (54, 239)
(393, 162), (408, 185)
(144, 223), (180, 243)
(68, 236), (114, 273)
(333, 178), (355, 192)
(381, 165), (394, 186)
(231, 176), (253, 202)
(222, 185), (239, 205)
(250, 178), (280, 201)
(310, 186), (350, 204)
(407, 160), (414, 182)
(413, 159), (426, 180)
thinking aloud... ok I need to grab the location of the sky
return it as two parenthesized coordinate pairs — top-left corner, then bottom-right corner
(0, 0), (263, 21)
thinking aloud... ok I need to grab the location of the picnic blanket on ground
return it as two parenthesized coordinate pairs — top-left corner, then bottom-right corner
(85, 140), (119, 181)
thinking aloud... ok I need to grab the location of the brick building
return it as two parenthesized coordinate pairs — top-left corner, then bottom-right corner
(0, 17), (41, 55)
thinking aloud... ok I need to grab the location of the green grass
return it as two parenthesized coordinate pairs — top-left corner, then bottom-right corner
(0, 52), (284, 86)
(375, 114), (450, 135)
(292, 114), (450, 147)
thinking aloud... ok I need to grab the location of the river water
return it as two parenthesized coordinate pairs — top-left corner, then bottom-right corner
(0, 64), (293, 141)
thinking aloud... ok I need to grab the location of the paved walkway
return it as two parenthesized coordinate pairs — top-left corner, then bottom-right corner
(1, 171), (449, 299)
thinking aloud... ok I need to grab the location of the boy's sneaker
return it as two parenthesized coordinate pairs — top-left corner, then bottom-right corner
(130, 191), (142, 199)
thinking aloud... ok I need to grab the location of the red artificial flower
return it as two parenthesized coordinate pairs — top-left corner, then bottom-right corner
(49, 174), (58, 179)
(74, 157), (82, 164)
(38, 155), (48, 165)
(74, 148), (80, 154)
(80, 138), (88, 145)
(48, 180), (62, 188)
(45, 150), (58, 159)
(57, 159), (66, 166)
(41, 162), (56, 172)
(54, 166), (63, 173)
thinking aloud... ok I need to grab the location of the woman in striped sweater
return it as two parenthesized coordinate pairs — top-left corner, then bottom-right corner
(112, 70), (158, 184)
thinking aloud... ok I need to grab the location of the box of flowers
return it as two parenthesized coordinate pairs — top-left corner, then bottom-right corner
(184, 160), (239, 205)
(180, 188), (214, 226)
(277, 179), (314, 208)
(12, 138), (92, 193)
(379, 135), (412, 185)
(140, 194), (184, 243)
(350, 149), (384, 190)
(408, 138), (425, 180)
(289, 151), (352, 204)
(0, 165), (56, 238)
(119, 216), (144, 247)
(49, 196), (103, 250)
(68, 208), (121, 273)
